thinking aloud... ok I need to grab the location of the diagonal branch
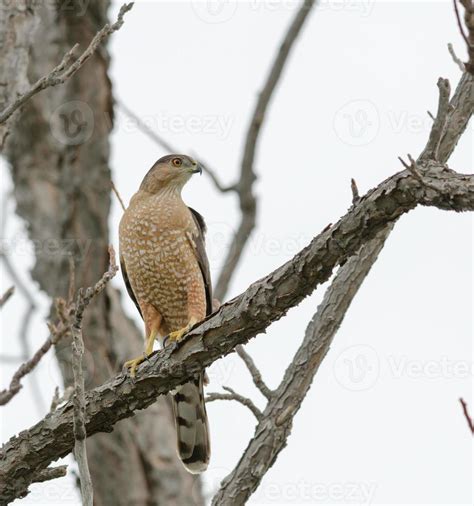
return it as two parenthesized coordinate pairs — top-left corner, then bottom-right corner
(214, 0), (315, 301)
(0, 158), (472, 503)
(0, 3), (134, 125)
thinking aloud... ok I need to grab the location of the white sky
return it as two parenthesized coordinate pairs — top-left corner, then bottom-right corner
(0, 1), (472, 505)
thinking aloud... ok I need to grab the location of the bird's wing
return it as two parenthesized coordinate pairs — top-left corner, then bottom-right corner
(187, 207), (213, 315)
(120, 255), (143, 319)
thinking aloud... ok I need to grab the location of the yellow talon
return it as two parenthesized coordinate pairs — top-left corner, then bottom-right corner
(164, 318), (198, 347)
(123, 356), (145, 378)
(124, 329), (158, 377)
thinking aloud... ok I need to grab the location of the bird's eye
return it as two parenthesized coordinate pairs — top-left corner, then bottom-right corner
(172, 157), (182, 167)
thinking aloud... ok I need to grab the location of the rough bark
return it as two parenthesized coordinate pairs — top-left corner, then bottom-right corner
(2, 1), (203, 505)
(1, 159), (473, 504)
(0, 0), (36, 148)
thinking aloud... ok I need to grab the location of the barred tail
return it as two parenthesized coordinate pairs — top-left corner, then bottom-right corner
(172, 373), (210, 474)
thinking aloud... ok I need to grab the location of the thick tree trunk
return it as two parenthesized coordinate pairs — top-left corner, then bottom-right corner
(2, 1), (203, 504)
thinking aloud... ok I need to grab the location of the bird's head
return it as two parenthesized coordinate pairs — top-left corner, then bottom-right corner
(140, 154), (202, 194)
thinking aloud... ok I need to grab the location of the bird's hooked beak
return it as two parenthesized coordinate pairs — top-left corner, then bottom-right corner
(191, 162), (203, 175)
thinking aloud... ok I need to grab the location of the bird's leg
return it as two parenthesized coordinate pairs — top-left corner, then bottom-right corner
(163, 317), (198, 347)
(124, 328), (158, 378)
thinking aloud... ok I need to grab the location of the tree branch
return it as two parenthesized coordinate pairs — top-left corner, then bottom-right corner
(0, 300), (71, 406)
(0, 158), (472, 503)
(206, 386), (263, 421)
(235, 345), (273, 400)
(0, 3), (134, 125)
(214, 0), (315, 301)
(437, 72), (473, 162)
(420, 78), (452, 161)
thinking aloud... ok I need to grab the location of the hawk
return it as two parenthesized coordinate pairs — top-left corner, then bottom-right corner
(119, 154), (211, 474)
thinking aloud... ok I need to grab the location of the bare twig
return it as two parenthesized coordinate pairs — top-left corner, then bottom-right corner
(235, 345), (273, 400)
(0, 286), (14, 309)
(459, 397), (474, 434)
(70, 246), (118, 505)
(448, 42), (466, 71)
(111, 180), (127, 212)
(196, 159), (238, 193)
(206, 386), (263, 421)
(0, 288), (74, 405)
(116, 98), (175, 152)
(0, 3), (134, 124)
(0, 333), (58, 405)
(214, 0), (315, 301)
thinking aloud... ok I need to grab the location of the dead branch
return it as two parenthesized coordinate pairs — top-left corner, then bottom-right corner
(437, 73), (473, 162)
(235, 345), (273, 400)
(206, 386), (263, 421)
(214, 0), (316, 301)
(0, 3), (134, 125)
(0, 294), (74, 406)
(448, 42), (466, 71)
(0, 333), (61, 406)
